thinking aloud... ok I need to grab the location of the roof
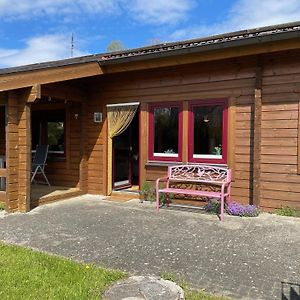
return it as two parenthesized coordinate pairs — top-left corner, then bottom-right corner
(1, 21), (300, 76)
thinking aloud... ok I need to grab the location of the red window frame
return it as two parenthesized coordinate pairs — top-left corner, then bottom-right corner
(148, 102), (183, 162)
(188, 99), (228, 164)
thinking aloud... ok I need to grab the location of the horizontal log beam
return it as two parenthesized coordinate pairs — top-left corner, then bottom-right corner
(0, 62), (102, 92)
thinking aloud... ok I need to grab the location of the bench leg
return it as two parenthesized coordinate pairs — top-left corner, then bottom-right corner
(220, 196), (224, 222)
(156, 182), (160, 212)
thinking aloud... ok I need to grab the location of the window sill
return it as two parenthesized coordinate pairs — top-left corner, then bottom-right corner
(145, 161), (183, 168)
(145, 161), (228, 168)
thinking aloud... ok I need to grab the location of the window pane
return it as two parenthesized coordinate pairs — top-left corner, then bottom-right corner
(48, 122), (64, 153)
(154, 107), (178, 156)
(193, 105), (223, 157)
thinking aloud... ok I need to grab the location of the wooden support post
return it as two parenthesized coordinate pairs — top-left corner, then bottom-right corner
(6, 91), (20, 212)
(139, 103), (148, 186)
(182, 101), (189, 163)
(18, 99), (31, 212)
(253, 66), (262, 206)
(79, 100), (88, 193)
(6, 88), (32, 212)
(228, 97), (236, 181)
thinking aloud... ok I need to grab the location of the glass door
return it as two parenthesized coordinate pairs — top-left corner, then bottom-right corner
(113, 126), (132, 190)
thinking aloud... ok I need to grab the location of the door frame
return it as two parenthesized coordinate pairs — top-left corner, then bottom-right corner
(111, 107), (140, 191)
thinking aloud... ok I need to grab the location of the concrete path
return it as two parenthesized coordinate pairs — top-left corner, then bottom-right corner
(0, 195), (299, 300)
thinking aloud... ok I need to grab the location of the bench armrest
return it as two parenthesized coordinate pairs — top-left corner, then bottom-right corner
(156, 176), (169, 189)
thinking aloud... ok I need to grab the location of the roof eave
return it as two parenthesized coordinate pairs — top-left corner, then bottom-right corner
(98, 30), (300, 66)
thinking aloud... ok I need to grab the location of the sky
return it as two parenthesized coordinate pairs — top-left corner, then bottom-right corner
(0, 0), (300, 68)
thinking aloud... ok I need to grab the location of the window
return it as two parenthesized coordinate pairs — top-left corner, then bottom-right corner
(188, 100), (228, 164)
(148, 103), (182, 161)
(32, 110), (66, 156)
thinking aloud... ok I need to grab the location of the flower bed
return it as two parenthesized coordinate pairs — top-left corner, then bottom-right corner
(226, 202), (259, 217)
(205, 199), (259, 217)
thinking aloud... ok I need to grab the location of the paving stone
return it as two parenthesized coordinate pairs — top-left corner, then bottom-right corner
(103, 276), (184, 300)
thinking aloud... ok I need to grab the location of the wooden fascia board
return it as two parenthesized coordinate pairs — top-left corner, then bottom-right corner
(102, 38), (300, 73)
(0, 62), (103, 92)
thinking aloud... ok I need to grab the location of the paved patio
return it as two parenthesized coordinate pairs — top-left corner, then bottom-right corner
(0, 195), (299, 300)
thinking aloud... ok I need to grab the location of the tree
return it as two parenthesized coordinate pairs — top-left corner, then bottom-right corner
(147, 38), (163, 46)
(107, 40), (125, 52)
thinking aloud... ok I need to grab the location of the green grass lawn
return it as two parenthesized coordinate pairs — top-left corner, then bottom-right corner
(0, 243), (125, 300)
(0, 243), (228, 300)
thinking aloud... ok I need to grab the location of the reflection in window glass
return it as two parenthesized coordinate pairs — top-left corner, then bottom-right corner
(154, 107), (179, 156)
(48, 122), (64, 153)
(32, 109), (65, 156)
(193, 105), (223, 158)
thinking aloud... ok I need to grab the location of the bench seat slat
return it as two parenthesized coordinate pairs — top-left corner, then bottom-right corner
(159, 188), (223, 198)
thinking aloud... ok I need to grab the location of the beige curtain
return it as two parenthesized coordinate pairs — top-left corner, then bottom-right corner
(107, 103), (139, 195)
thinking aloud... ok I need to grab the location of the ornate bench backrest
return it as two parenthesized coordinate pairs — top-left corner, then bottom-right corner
(168, 165), (231, 183)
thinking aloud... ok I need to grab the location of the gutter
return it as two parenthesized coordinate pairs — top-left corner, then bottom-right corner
(98, 30), (300, 66)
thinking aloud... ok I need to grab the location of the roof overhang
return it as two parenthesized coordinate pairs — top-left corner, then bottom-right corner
(0, 62), (102, 92)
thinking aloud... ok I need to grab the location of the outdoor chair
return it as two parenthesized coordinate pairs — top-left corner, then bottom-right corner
(31, 144), (50, 186)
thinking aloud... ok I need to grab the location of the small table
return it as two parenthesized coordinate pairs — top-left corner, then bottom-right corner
(0, 155), (6, 190)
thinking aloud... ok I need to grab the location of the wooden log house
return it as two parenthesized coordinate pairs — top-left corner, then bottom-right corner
(1, 21), (300, 212)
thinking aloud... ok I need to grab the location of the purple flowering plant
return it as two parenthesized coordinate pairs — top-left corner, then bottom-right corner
(226, 202), (260, 217)
(205, 199), (260, 217)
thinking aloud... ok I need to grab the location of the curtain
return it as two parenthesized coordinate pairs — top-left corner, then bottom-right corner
(107, 103), (139, 195)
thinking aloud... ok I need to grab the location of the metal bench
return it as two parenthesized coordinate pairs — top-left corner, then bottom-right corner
(156, 165), (232, 221)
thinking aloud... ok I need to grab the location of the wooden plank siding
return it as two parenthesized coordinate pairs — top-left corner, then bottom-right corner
(88, 57), (256, 203)
(259, 58), (300, 210)
(5, 48), (300, 212)
(84, 50), (300, 210)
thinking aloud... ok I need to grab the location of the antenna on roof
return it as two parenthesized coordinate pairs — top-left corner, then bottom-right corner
(71, 33), (74, 58)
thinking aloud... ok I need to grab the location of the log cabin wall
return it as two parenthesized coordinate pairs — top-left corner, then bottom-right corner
(260, 50), (300, 210)
(87, 49), (300, 211)
(88, 55), (258, 204)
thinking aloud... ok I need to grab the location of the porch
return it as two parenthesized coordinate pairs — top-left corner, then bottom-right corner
(0, 81), (91, 212)
(31, 185), (83, 207)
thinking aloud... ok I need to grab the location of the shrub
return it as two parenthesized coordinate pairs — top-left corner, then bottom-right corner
(140, 181), (173, 205)
(226, 202), (259, 217)
(140, 181), (156, 202)
(275, 206), (300, 217)
(0, 202), (5, 210)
